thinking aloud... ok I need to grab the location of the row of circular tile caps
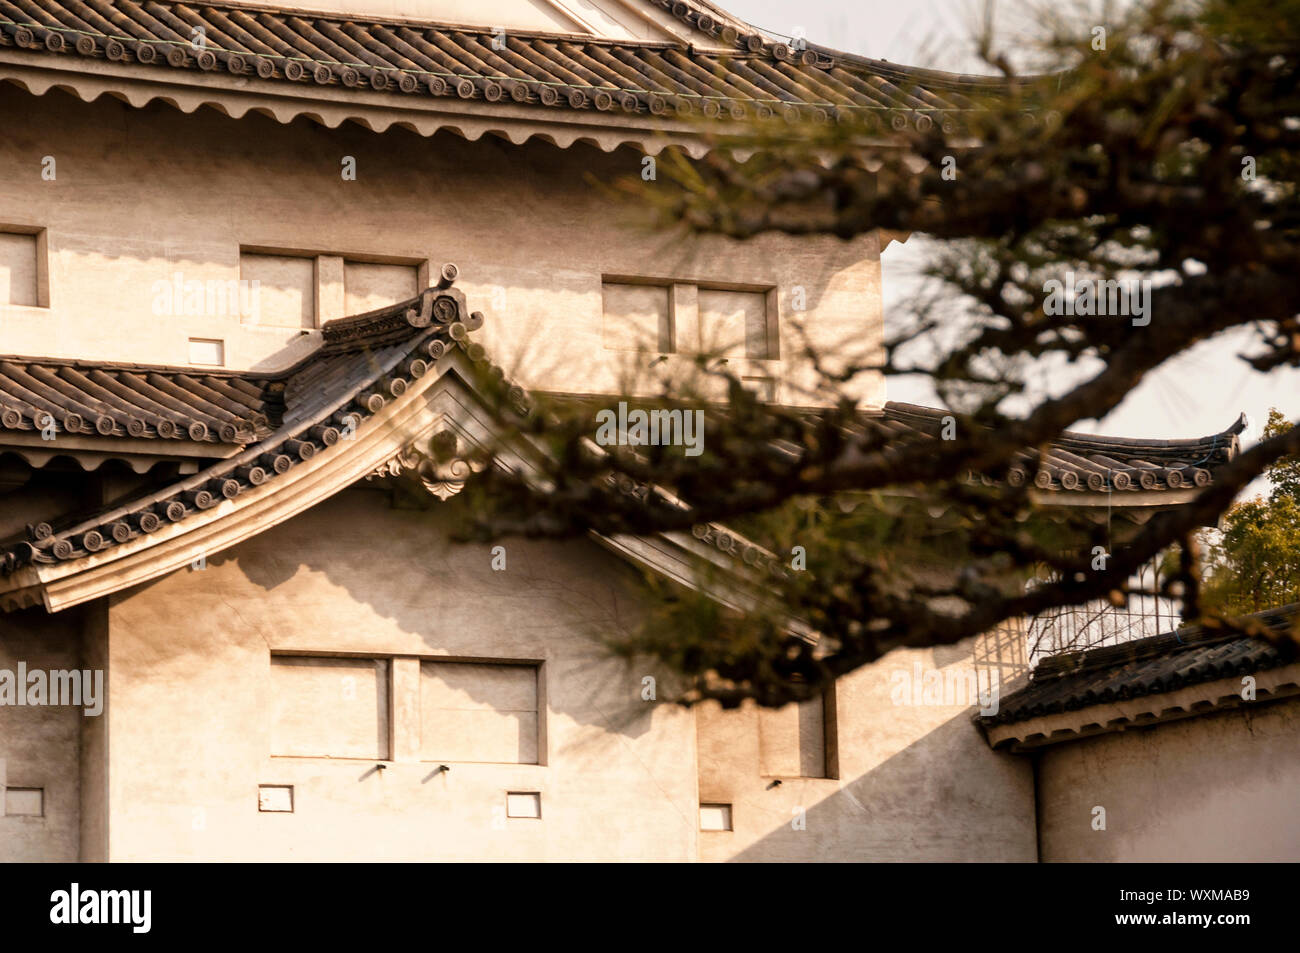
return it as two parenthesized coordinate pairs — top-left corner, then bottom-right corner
(23, 333), (457, 562)
(988, 652), (1275, 723)
(0, 21), (971, 130)
(690, 522), (789, 577)
(1000, 465), (1212, 491)
(0, 404), (254, 442)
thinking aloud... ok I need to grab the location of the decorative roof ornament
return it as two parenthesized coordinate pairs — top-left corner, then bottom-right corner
(369, 427), (487, 501)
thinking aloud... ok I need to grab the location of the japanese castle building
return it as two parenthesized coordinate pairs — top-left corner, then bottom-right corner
(0, 0), (1295, 862)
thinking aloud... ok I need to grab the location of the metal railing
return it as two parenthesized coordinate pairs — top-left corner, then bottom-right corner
(1025, 559), (1181, 666)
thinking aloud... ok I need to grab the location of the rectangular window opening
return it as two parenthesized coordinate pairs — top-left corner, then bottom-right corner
(188, 337), (225, 366)
(601, 280), (673, 353)
(699, 287), (772, 360)
(0, 227), (45, 307)
(758, 686), (837, 779)
(344, 260), (418, 316)
(4, 787), (44, 816)
(602, 277), (778, 361)
(258, 785), (294, 813)
(420, 661), (539, 764)
(270, 655), (390, 760)
(699, 803), (732, 831)
(506, 792), (541, 819)
(239, 251), (315, 329)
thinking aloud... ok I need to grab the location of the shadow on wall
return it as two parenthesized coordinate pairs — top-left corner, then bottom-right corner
(117, 483), (672, 744)
(0, 603), (90, 862)
(722, 712), (1035, 862)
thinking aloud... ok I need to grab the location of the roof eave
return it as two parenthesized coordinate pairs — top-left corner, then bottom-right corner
(0, 349), (493, 612)
(982, 661), (1300, 752)
(1027, 487), (1204, 509)
(0, 430), (238, 472)
(0, 345), (789, 617)
(0, 48), (729, 157)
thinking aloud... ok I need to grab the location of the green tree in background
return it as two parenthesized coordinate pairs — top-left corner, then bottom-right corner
(1204, 409), (1300, 613)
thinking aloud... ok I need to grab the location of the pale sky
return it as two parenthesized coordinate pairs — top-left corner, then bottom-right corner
(722, 0), (1299, 449)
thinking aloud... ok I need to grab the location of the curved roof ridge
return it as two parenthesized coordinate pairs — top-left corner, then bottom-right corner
(879, 401), (1242, 494)
(0, 277), (482, 573)
(883, 401), (1246, 447)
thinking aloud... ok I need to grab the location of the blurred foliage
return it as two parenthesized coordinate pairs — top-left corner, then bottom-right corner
(1204, 409), (1300, 613)
(459, 0), (1300, 704)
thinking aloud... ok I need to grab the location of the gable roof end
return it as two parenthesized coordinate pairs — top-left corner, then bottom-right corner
(0, 270), (487, 582)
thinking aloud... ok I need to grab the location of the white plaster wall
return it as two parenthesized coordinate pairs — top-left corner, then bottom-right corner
(696, 638), (1036, 862)
(0, 85), (884, 408)
(90, 482), (1038, 862)
(101, 486), (701, 861)
(1038, 698), (1300, 862)
(0, 607), (85, 862)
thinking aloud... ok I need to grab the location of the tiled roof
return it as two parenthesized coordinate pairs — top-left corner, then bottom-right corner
(0, 309), (1246, 572)
(0, 384), (1247, 568)
(983, 604), (1300, 727)
(0, 355), (273, 444)
(877, 402), (1244, 493)
(0, 0), (990, 126)
(0, 266), (510, 569)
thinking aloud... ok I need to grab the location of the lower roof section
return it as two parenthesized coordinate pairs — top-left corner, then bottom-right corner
(0, 275), (777, 614)
(0, 354), (273, 446)
(982, 604), (1300, 752)
(0, 276), (487, 598)
(878, 402), (1244, 498)
(0, 277), (1253, 611)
